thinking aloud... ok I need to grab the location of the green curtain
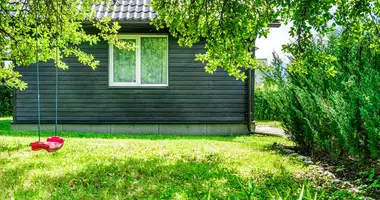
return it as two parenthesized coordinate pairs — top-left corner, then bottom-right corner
(141, 37), (168, 84)
(113, 39), (136, 83)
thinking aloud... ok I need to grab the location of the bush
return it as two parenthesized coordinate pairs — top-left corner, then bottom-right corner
(254, 88), (278, 121)
(0, 85), (13, 117)
(264, 34), (380, 160)
(254, 52), (286, 121)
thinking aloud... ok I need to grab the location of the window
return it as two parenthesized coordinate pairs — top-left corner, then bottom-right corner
(109, 35), (168, 87)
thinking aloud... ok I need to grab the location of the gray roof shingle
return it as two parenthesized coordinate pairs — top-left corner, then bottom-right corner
(8, 0), (155, 21)
(8, 0), (280, 27)
(93, 0), (156, 21)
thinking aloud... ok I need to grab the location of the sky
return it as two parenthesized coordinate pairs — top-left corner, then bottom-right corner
(255, 23), (292, 65)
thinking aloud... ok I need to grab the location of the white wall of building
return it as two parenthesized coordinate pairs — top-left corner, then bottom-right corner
(255, 23), (292, 66)
(254, 22), (292, 86)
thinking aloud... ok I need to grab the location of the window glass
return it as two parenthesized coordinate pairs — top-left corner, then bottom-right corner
(141, 37), (168, 84)
(113, 39), (136, 83)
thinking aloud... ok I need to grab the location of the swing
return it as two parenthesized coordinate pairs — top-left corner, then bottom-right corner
(30, 136), (65, 152)
(30, 1), (64, 152)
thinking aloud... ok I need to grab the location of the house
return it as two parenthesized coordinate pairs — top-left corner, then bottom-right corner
(11, 0), (280, 135)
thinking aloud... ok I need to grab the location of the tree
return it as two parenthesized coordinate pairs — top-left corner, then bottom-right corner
(0, 0), (132, 90)
(1, 0), (379, 89)
(150, 0), (380, 79)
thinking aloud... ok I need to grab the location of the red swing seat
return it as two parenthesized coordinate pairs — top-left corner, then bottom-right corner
(30, 136), (65, 152)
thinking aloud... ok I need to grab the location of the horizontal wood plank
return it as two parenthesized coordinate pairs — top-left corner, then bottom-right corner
(15, 36), (248, 123)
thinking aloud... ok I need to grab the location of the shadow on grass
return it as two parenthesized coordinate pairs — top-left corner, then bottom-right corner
(0, 161), (48, 190)
(1, 156), (325, 200)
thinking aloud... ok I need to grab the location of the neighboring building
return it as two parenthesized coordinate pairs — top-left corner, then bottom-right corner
(12, 0), (280, 135)
(255, 59), (268, 87)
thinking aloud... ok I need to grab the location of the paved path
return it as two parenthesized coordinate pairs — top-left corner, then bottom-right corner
(255, 125), (285, 137)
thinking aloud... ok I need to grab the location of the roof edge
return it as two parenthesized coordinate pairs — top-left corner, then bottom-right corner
(83, 19), (281, 28)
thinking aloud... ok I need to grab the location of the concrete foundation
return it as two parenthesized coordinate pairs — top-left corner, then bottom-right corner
(11, 123), (250, 136)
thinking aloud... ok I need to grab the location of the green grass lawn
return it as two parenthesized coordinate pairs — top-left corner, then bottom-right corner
(0, 117), (358, 199)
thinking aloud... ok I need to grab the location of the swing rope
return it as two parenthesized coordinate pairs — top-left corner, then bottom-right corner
(35, 0), (41, 142)
(30, 0), (65, 152)
(55, 0), (59, 136)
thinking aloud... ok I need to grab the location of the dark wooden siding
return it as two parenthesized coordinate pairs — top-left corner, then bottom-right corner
(14, 37), (248, 123)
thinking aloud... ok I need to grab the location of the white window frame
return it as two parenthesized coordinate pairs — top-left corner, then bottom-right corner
(109, 34), (169, 87)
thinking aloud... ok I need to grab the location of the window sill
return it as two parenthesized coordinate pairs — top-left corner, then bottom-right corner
(108, 85), (169, 89)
